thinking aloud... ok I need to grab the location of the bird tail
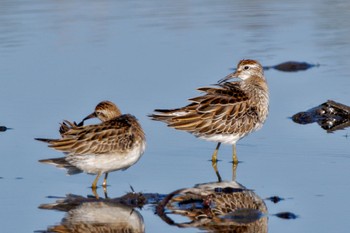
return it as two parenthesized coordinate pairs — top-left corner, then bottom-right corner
(39, 157), (82, 175)
(35, 138), (55, 143)
(149, 108), (187, 122)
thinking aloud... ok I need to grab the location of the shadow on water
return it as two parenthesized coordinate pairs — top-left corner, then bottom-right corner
(38, 162), (297, 232)
(292, 100), (350, 132)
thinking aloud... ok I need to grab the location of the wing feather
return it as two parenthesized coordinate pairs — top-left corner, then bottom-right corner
(40, 115), (142, 155)
(150, 82), (261, 135)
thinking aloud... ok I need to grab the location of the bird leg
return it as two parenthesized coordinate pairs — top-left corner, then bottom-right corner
(232, 144), (238, 164)
(92, 172), (102, 190)
(212, 142), (221, 162)
(212, 160), (222, 182)
(102, 173), (108, 188)
(232, 162), (238, 181)
(92, 187), (100, 199)
(102, 173), (109, 198)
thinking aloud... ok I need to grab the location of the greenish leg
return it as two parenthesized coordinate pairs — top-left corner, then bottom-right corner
(232, 144), (238, 164)
(212, 142), (221, 162)
(212, 159), (222, 182)
(102, 173), (108, 187)
(92, 187), (99, 199)
(232, 161), (238, 181)
(102, 173), (109, 198)
(92, 172), (102, 190)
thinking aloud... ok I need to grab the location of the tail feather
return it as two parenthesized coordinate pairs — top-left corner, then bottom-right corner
(153, 108), (179, 113)
(35, 138), (54, 143)
(39, 157), (82, 175)
(36, 136), (76, 152)
(153, 108), (185, 115)
(47, 139), (75, 147)
(39, 157), (68, 166)
(148, 114), (171, 122)
(149, 108), (188, 122)
(39, 194), (85, 211)
(47, 142), (77, 153)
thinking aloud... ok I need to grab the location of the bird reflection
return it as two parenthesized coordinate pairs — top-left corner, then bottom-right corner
(156, 163), (268, 233)
(292, 100), (350, 132)
(39, 193), (145, 233)
(212, 160), (238, 182)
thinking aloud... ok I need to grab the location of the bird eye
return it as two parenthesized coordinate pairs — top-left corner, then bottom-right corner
(244, 66), (250, 70)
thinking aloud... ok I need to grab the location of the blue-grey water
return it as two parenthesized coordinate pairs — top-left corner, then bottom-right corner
(0, 1), (350, 232)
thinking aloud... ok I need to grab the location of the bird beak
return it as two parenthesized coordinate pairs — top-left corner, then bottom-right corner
(218, 70), (239, 84)
(77, 112), (97, 126)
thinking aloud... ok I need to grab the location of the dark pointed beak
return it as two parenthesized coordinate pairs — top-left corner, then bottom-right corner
(218, 71), (239, 84)
(77, 112), (97, 126)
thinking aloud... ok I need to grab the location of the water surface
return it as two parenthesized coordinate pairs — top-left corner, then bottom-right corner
(0, 1), (350, 232)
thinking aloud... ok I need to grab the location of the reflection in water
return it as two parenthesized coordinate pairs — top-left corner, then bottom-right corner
(292, 100), (350, 132)
(39, 194), (145, 233)
(156, 181), (268, 232)
(156, 163), (268, 233)
(38, 162), (299, 232)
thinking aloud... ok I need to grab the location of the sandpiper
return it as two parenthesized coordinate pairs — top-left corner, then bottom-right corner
(157, 181), (267, 232)
(36, 101), (146, 189)
(40, 194), (145, 233)
(149, 59), (269, 163)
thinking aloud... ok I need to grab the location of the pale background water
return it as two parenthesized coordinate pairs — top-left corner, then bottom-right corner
(0, 1), (350, 232)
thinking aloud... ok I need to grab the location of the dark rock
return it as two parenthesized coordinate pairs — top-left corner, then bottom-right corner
(264, 61), (319, 72)
(275, 211), (298, 219)
(292, 100), (350, 132)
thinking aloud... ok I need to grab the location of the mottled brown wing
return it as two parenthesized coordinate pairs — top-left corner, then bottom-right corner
(47, 115), (138, 155)
(59, 120), (79, 138)
(165, 83), (258, 135)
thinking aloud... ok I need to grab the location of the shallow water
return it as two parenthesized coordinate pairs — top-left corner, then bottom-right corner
(0, 1), (350, 232)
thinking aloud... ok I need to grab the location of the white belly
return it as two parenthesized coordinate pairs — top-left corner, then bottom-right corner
(198, 133), (241, 145)
(68, 202), (145, 232)
(67, 142), (146, 174)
